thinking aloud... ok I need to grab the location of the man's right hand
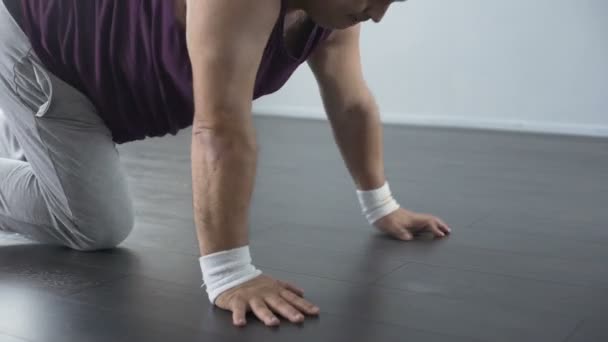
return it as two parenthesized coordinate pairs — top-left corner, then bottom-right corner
(214, 274), (320, 327)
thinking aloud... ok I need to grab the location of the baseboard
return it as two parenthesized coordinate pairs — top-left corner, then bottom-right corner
(252, 105), (608, 139)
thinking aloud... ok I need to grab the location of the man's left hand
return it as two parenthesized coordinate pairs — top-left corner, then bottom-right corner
(373, 208), (452, 241)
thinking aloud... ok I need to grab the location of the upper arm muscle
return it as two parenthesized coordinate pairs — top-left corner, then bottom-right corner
(186, 0), (280, 135)
(308, 25), (368, 114)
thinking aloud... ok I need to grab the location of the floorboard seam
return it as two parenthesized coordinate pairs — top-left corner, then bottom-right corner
(561, 319), (585, 342)
(320, 311), (489, 342)
(369, 262), (412, 285)
(406, 260), (608, 290)
(63, 274), (131, 297)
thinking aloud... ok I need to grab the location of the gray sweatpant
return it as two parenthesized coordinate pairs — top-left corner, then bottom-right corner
(0, 2), (134, 251)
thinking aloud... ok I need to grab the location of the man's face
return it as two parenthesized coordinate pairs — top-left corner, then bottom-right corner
(303, 0), (399, 29)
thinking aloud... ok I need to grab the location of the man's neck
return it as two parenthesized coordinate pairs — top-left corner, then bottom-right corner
(285, 0), (306, 11)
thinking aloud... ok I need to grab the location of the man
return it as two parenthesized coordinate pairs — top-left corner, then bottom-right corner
(0, 0), (451, 327)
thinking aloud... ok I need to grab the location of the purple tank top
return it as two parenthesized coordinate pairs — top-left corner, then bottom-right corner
(17, 0), (331, 143)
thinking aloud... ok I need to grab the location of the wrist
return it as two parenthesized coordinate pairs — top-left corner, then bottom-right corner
(356, 181), (401, 225)
(355, 176), (387, 192)
(199, 244), (262, 305)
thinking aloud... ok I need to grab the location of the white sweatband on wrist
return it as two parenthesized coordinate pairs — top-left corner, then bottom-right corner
(356, 181), (401, 225)
(199, 245), (262, 305)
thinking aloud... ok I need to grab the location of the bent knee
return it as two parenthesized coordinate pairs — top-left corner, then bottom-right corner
(72, 221), (134, 252)
(69, 205), (135, 252)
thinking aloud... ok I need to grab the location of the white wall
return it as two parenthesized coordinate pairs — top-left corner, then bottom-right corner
(253, 0), (608, 138)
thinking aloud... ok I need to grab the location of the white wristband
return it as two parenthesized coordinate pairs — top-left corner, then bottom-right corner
(356, 181), (401, 225)
(199, 245), (262, 305)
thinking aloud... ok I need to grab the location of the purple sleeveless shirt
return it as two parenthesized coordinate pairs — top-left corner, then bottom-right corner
(16, 0), (331, 143)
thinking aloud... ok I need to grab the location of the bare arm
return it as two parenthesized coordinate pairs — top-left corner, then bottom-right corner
(185, 0), (279, 256)
(308, 25), (452, 241)
(308, 25), (386, 191)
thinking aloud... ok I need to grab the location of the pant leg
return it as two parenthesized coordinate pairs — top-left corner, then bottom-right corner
(0, 109), (25, 161)
(0, 2), (135, 251)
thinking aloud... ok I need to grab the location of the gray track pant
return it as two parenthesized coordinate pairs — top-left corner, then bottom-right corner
(0, 2), (134, 251)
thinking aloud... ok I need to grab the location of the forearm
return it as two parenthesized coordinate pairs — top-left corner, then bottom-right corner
(191, 127), (258, 257)
(327, 96), (386, 191)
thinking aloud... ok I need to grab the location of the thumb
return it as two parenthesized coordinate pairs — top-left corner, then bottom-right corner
(399, 229), (413, 241)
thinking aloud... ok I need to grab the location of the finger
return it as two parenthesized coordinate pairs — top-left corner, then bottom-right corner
(250, 297), (280, 326)
(398, 229), (413, 241)
(280, 289), (320, 315)
(265, 295), (305, 323)
(231, 299), (248, 326)
(276, 279), (304, 296)
(429, 221), (446, 237)
(436, 218), (452, 233)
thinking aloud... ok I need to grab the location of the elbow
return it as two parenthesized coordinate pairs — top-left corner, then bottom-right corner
(328, 100), (377, 126)
(192, 120), (258, 156)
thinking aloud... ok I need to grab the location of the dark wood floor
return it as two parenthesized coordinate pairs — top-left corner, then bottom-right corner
(1, 116), (607, 342)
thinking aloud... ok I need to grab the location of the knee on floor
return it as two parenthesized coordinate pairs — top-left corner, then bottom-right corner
(69, 207), (135, 252)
